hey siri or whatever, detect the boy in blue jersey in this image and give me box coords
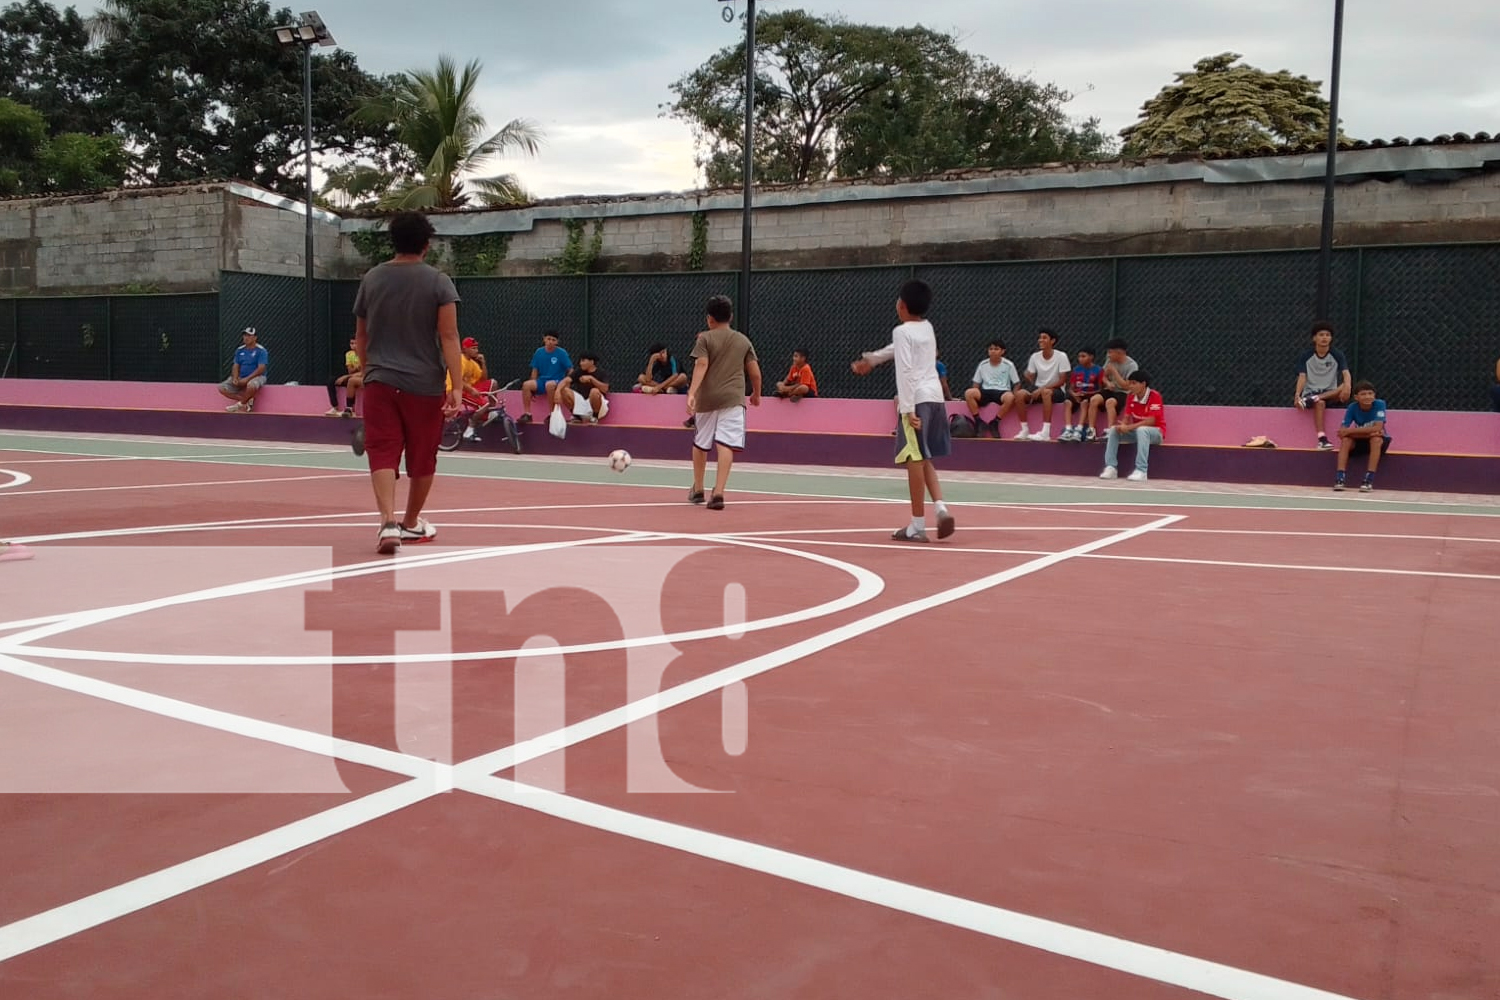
[1060,346,1104,441]
[1334,380,1390,493]
[519,331,573,423]
[218,327,269,412]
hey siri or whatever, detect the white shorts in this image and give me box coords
[693,405,746,452]
[571,391,609,421]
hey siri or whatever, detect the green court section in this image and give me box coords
[2,431,1498,519]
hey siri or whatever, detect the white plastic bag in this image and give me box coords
[548,403,568,439]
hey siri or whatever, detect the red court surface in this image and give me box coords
[1,445,1498,1000]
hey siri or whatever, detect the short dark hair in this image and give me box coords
[647,342,666,355]
[578,352,599,365]
[1038,328,1057,344]
[1131,370,1152,386]
[543,330,560,340]
[388,211,435,256]
[1077,346,1095,358]
[1353,379,1375,393]
[792,347,809,359]
[706,295,734,323]
[1311,321,1335,337]
[1105,338,1128,352]
[987,339,1006,351]
[899,279,932,318]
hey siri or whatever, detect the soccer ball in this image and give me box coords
[608,449,632,473]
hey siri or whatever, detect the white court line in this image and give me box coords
[0,653,438,780]
[457,514,1184,776]
[468,776,1365,1000]
[1082,552,1500,583]
[0,472,365,498]
[0,780,438,964]
[0,514,1179,973]
[0,450,322,465]
[1160,528,1500,544]
[0,469,33,491]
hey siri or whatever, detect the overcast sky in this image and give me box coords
[82,0,1500,198]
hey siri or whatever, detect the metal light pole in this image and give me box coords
[274,11,335,381]
[739,0,756,336]
[1315,0,1345,319]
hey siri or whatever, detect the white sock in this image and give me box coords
[910,515,925,534]
[935,501,949,516]
[1040,423,1051,436]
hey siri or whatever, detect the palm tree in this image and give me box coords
[358,56,543,209]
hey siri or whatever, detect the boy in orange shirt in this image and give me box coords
[773,348,818,400]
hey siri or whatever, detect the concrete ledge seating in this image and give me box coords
[2,379,1496,495]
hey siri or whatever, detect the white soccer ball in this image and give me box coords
[608,449,632,473]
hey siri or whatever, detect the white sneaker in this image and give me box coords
[1059,427,1075,442]
[226,402,244,412]
[1012,428,1032,441]
[376,523,401,554]
[1127,470,1148,482]
[398,517,437,543]
[1099,467,1118,479]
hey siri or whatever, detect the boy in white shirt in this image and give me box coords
[851,279,955,543]
[1014,329,1071,441]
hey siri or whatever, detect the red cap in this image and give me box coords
[461,337,478,349]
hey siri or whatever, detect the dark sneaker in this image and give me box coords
[1333,478,1346,492]
[706,495,725,510]
[518,413,533,424]
[688,490,706,505]
[936,510,955,539]
[985,417,1000,438]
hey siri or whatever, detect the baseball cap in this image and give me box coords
[461,337,478,349]
[241,327,256,337]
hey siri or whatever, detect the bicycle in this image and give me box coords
[439,378,523,454]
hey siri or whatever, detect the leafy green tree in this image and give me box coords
[1119,52,1334,157]
[665,10,1109,186]
[0,96,126,194]
[356,55,542,209]
[0,0,105,136]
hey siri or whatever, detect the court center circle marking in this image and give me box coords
[0,469,33,491]
[0,526,886,666]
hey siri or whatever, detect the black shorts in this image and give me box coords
[972,388,1011,407]
[1103,390,1129,409]
[1026,386,1066,404]
[1349,435,1392,455]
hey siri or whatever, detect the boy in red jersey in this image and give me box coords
[1098,370,1165,482]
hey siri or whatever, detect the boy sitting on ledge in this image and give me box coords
[1335,380,1391,493]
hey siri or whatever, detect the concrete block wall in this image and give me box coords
[224,197,347,278]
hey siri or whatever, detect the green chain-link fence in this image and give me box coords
[6,243,1498,410]
[0,293,218,382]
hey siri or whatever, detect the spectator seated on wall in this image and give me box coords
[635,343,689,394]
[219,327,268,413]
[560,353,610,423]
[326,335,362,416]
[1098,370,1166,483]
[1334,380,1391,493]
[772,348,818,400]
[1013,328,1071,441]
[1490,356,1500,413]
[1099,337,1139,430]
[1059,346,1105,442]
[1293,321,1352,450]
[960,340,1021,438]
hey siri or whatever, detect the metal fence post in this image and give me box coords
[104,296,114,380]
[1110,257,1120,336]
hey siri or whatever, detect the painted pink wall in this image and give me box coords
[2,380,1496,455]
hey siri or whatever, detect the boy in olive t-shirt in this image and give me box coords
[686,295,762,510]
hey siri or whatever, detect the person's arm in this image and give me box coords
[591,373,610,393]
[853,340,896,374]
[1493,357,1500,383]
[1294,372,1308,404]
[893,332,919,417]
[475,353,488,381]
[686,355,709,413]
[437,303,463,416]
[745,355,763,405]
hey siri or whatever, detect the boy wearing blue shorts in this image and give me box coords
[852,279,955,543]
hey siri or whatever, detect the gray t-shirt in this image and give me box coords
[1103,354,1138,390]
[352,261,461,396]
[1298,347,1349,394]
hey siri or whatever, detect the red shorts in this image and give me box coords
[361,381,445,478]
[462,379,495,409]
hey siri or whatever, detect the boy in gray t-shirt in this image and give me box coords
[352,211,464,554]
[1100,337,1139,429]
[1293,321,1352,450]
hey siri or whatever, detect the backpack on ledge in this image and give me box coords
[948,413,977,438]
